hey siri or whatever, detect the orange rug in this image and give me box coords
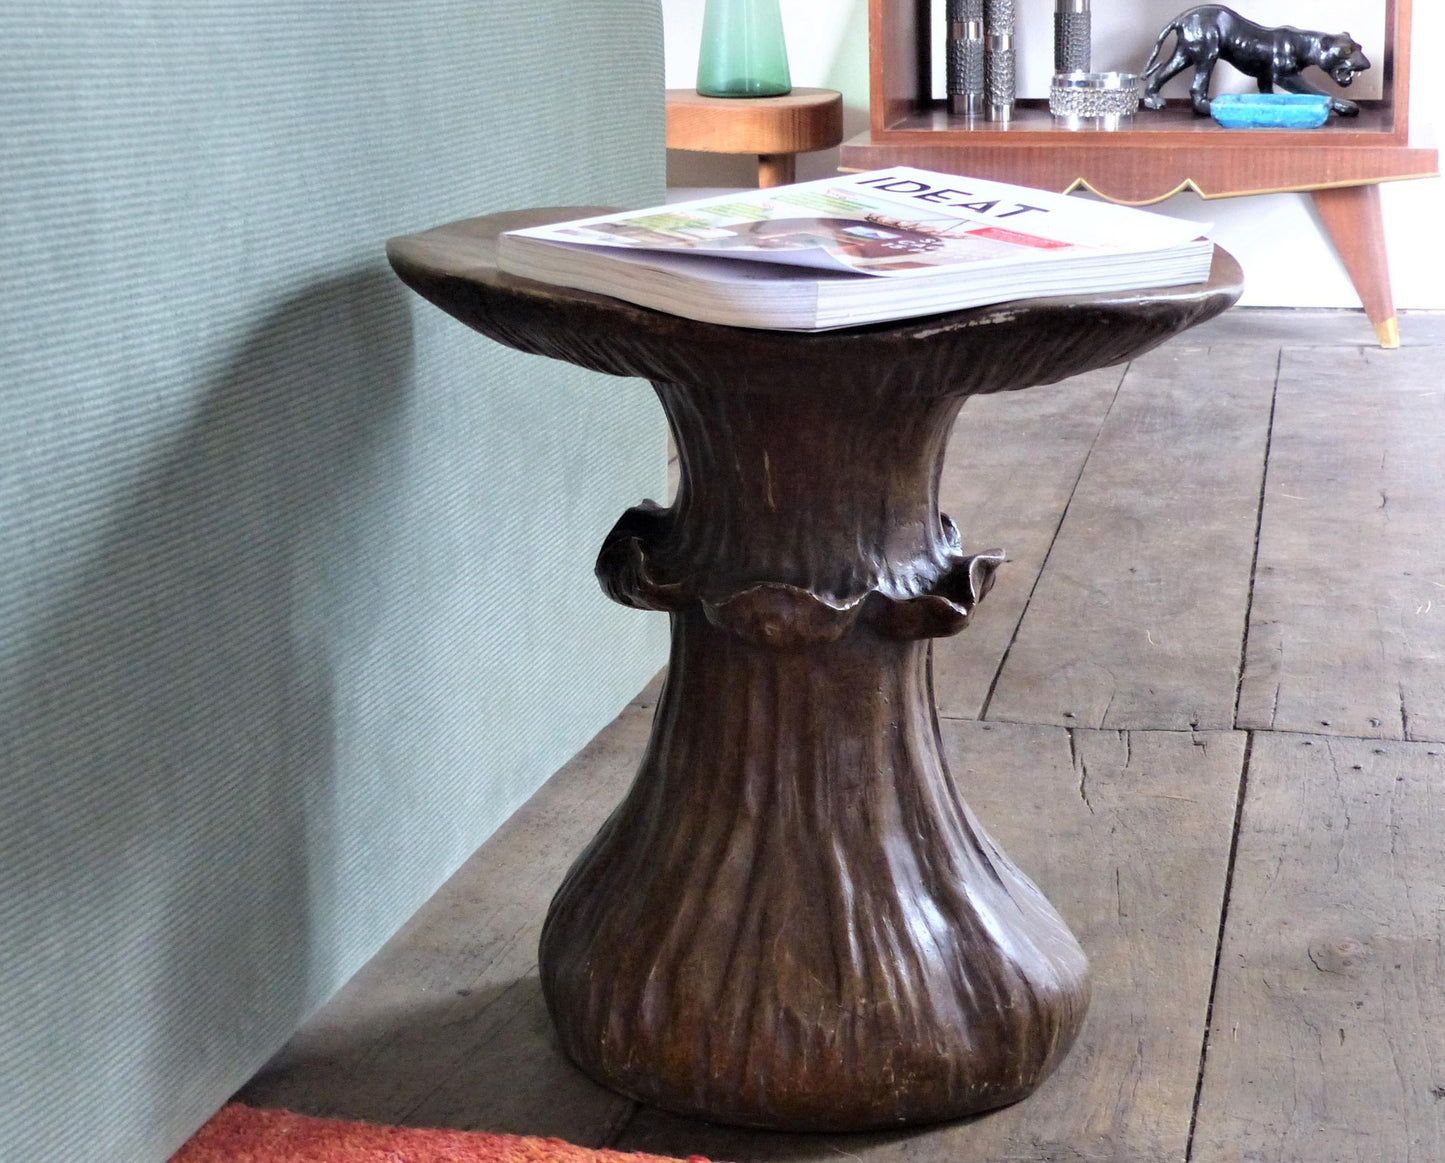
[172,1104,708,1163]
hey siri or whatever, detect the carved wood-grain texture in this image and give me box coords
[615,722,1248,1161]
[387,210,1242,1130]
[543,616,1086,1128]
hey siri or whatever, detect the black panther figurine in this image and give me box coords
[1141,5,1371,116]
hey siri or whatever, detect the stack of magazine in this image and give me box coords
[498,167,1215,332]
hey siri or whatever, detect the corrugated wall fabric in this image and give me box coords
[0,4,668,1160]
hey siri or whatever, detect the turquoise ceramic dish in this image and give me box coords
[1210,93,1331,129]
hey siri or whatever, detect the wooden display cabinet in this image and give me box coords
[840,0,1438,346]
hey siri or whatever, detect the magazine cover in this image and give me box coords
[505,168,1209,279]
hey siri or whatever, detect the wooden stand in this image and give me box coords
[388,209,1243,1131]
[666,88,844,188]
[841,0,1437,348]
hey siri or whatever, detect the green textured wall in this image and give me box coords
[0,3,667,1160]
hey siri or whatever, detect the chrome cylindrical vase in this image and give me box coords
[946,0,986,118]
[1049,71,1141,130]
[983,0,1015,123]
[1053,0,1091,74]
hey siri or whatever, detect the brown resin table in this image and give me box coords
[387,210,1243,1132]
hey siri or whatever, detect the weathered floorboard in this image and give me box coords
[1237,347,1445,741]
[1191,733,1445,1163]
[933,369,1124,720]
[1188,309,1445,349]
[984,343,1278,730]
[236,707,651,1142]
[1184,306,1445,346]
[615,721,1245,1162]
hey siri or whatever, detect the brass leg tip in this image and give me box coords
[1375,317,1400,349]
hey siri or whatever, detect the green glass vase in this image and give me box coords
[696,0,792,97]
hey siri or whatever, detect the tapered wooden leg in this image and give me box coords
[1312,184,1399,349]
[757,152,795,188]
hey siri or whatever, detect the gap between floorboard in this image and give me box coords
[976,368,1128,721]
[1183,729,1254,1161]
[1230,352,1283,730]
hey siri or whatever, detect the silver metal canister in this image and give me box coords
[1049,71,1141,130]
[946,0,986,118]
[1054,0,1092,75]
[983,0,1015,123]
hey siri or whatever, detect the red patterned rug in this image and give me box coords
[172,1104,707,1163]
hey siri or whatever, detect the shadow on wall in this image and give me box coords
[1,269,414,1156]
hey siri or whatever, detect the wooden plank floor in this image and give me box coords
[239,310,1445,1162]
[1236,347,1445,741]
[1191,734,1445,1163]
[979,341,1277,731]
[931,366,1124,720]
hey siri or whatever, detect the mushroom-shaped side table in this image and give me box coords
[387,210,1242,1132]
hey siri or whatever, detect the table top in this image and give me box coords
[665,87,845,155]
[387,208,1243,397]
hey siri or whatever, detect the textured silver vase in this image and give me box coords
[947,0,986,118]
[983,0,1015,123]
[1049,71,1142,130]
[1054,0,1091,74]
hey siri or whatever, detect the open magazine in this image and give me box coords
[498,168,1215,331]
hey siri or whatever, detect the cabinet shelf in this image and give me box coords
[887,98,1402,138]
[840,0,1436,342]
[845,99,1436,205]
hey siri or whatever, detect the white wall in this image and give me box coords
[663,0,1444,310]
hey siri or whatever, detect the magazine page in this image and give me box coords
[505,168,1210,279]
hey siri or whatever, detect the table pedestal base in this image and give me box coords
[541,612,1088,1129]
[540,375,1089,1130]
